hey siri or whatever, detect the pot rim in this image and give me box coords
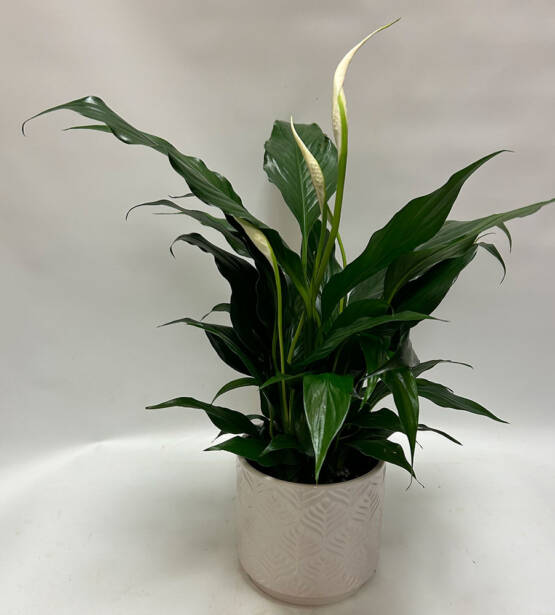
[237,455,385,490]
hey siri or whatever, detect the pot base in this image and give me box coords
[242,563,376,606]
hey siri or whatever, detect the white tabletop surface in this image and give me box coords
[1,427,552,615]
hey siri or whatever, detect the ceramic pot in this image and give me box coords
[235,456,386,606]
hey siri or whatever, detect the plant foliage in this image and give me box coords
[25,22,554,484]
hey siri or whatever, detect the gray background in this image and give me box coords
[1,1,554,613]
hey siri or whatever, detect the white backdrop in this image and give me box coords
[1,1,554,613]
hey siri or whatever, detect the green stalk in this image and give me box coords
[287,312,305,364]
[269,247,289,431]
[313,96,349,301]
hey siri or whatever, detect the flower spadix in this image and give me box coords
[332,19,400,147]
[289,117,326,212]
[235,218,273,264]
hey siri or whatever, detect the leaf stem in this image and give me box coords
[287,312,305,364]
[269,247,289,431]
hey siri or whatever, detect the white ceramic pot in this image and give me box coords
[236,456,386,606]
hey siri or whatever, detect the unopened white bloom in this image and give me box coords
[332,19,400,146]
[289,117,326,211]
[236,218,273,264]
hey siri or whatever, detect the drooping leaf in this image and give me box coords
[26,96,309,305]
[321,151,507,318]
[170,232,270,355]
[421,198,555,251]
[394,246,478,315]
[261,434,305,456]
[418,424,462,445]
[126,198,249,256]
[264,121,337,239]
[347,439,414,475]
[205,436,297,467]
[303,373,353,481]
[352,408,403,432]
[212,377,258,402]
[160,317,262,380]
[201,303,230,320]
[298,311,434,367]
[416,378,507,422]
[383,368,419,462]
[146,396,259,436]
[477,242,506,282]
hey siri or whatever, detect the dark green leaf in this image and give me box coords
[394,246,478,315]
[160,317,262,380]
[322,151,506,318]
[416,378,507,423]
[201,303,230,320]
[212,377,258,402]
[478,242,506,283]
[26,96,309,306]
[347,439,414,475]
[383,368,419,461]
[146,396,259,436]
[298,311,434,367]
[126,198,249,256]
[261,434,305,456]
[303,373,353,481]
[170,233,270,355]
[351,408,403,432]
[263,120,337,239]
[259,372,309,390]
[206,436,296,466]
[418,424,462,445]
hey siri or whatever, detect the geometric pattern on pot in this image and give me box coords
[236,457,386,604]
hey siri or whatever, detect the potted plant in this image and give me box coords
[24,20,553,606]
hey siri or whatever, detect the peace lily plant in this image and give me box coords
[25,21,554,486]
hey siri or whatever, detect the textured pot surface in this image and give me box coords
[235,456,386,606]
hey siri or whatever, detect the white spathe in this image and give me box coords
[289,117,326,210]
[332,19,400,147]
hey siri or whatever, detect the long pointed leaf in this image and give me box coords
[321,151,507,318]
[303,373,353,482]
[146,396,259,436]
[383,368,419,462]
[347,439,414,475]
[212,377,258,402]
[416,378,507,422]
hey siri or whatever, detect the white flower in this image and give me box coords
[332,19,400,147]
[235,219,273,264]
[289,117,326,211]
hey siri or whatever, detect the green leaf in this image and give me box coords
[347,439,414,475]
[303,373,353,481]
[146,396,259,436]
[161,317,262,380]
[394,246,478,315]
[212,377,258,402]
[169,233,270,356]
[206,436,296,467]
[383,368,419,461]
[201,303,230,320]
[261,434,305,456]
[418,424,462,445]
[421,198,555,251]
[352,408,403,432]
[263,120,337,239]
[126,198,249,256]
[26,96,309,307]
[478,242,506,282]
[298,311,433,366]
[321,151,507,318]
[259,372,309,390]
[416,378,507,423]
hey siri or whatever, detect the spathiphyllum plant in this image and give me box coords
[26,21,554,486]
